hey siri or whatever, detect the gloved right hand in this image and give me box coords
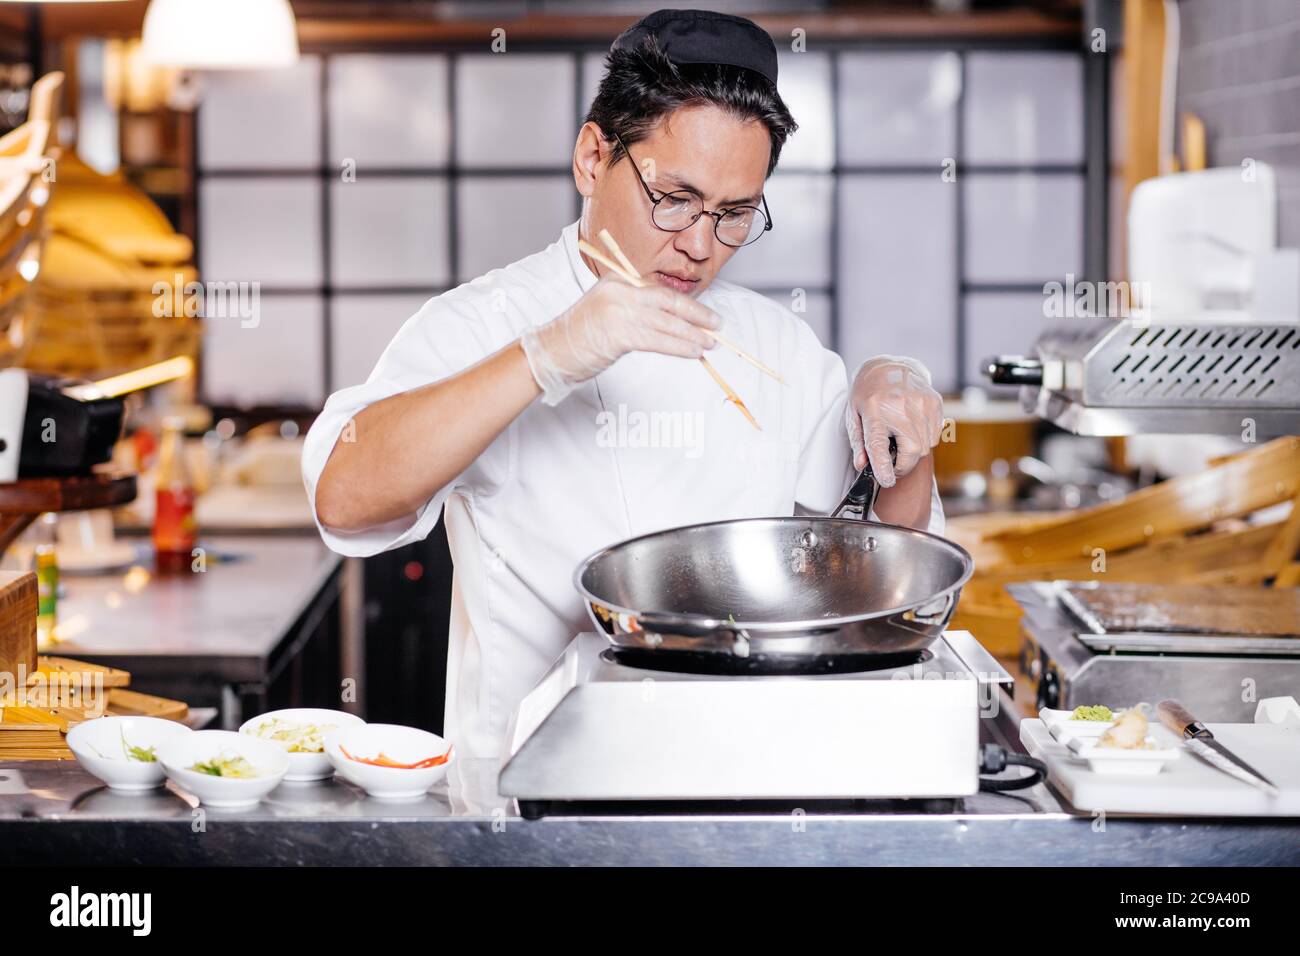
[520,275,721,405]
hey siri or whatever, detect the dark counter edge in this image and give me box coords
[2,814,1299,866]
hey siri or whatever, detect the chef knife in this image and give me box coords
[1156,698,1279,796]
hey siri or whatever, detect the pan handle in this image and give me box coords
[635,613,718,638]
[907,591,957,626]
[633,613,756,657]
[983,355,1043,387]
[832,436,898,520]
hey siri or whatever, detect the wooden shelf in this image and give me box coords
[0,472,136,553]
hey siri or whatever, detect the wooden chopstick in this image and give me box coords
[596,229,785,386]
[579,240,640,287]
[598,228,642,279]
[578,236,762,430]
[697,355,761,430]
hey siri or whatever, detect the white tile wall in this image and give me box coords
[330,177,452,287]
[838,52,961,165]
[202,294,324,407]
[965,52,1084,165]
[456,175,575,282]
[775,52,834,170]
[199,178,322,286]
[964,173,1084,283]
[455,55,577,168]
[327,55,451,168]
[720,173,832,289]
[838,175,959,392]
[199,58,322,170]
[193,48,1089,408]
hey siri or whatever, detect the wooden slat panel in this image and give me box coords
[0,571,36,679]
[985,437,1300,563]
[1122,0,1168,195]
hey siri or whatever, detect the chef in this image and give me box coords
[303,9,947,759]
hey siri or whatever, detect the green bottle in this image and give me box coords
[33,512,58,648]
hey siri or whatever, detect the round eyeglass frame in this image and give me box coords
[610,130,773,248]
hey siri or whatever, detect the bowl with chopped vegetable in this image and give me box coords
[1040,705,1119,742]
[67,716,193,791]
[324,723,454,800]
[158,730,288,808]
[239,708,364,783]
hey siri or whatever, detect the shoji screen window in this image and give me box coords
[326,54,452,391]
[838,51,961,392]
[198,57,325,408]
[962,52,1085,393]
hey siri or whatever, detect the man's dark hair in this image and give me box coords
[585,36,797,178]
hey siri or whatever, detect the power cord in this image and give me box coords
[978,742,1048,792]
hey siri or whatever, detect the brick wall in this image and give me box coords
[1176,0,1300,247]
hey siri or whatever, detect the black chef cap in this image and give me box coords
[611,9,779,87]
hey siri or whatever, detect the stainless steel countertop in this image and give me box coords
[48,535,341,666]
[2,757,1297,866]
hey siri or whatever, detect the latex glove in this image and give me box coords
[845,356,944,488]
[520,275,720,405]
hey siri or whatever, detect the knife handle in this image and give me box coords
[1157,699,1210,739]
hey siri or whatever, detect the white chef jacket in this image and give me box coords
[302,221,944,759]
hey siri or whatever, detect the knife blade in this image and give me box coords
[1156,699,1279,796]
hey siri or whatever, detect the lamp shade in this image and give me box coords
[141,0,299,70]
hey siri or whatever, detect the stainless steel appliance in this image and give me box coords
[1011,581,1300,722]
[573,444,974,666]
[499,630,1012,818]
[986,318,1300,437]
[576,516,973,664]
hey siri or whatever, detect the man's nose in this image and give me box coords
[674,214,715,262]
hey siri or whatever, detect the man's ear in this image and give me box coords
[572,122,607,198]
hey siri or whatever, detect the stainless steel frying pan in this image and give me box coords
[574,451,975,665]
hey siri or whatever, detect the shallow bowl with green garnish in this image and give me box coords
[158,730,288,809]
[67,716,193,791]
[1040,706,1121,743]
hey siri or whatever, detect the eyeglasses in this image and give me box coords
[610,130,773,248]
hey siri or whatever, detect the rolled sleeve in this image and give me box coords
[300,296,501,558]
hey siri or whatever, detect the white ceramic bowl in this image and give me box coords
[66,717,194,791]
[158,730,288,808]
[1066,735,1181,776]
[325,724,454,801]
[1041,707,1119,742]
[239,708,364,782]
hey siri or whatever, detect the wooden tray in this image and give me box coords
[105,688,188,722]
[0,654,189,760]
[33,656,131,689]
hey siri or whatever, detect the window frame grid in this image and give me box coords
[192,36,1092,409]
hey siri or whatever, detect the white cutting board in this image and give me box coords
[1021,718,1300,817]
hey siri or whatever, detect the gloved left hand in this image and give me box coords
[845,356,944,489]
